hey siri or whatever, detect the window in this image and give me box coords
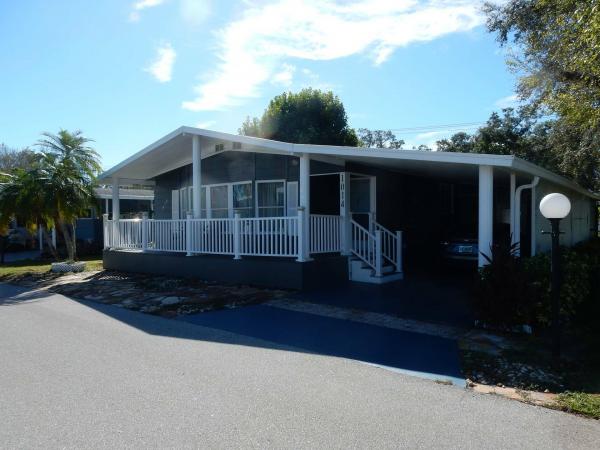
[179,187,190,218]
[233,142,242,150]
[210,185,229,218]
[215,143,224,152]
[232,182,253,217]
[256,180,285,217]
[286,181,298,216]
[201,186,207,218]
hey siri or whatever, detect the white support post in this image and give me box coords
[339,172,351,255]
[112,177,120,246]
[102,214,108,249]
[233,212,241,260]
[509,172,516,246]
[104,198,109,215]
[374,230,383,277]
[296,207,306,262]
[395,230,403,274]
[186,213,192,256]
[299,153,311,261]
[531,181,537,256]
[142,213,148,252]
[38,225,43,254]
[192,135,202,218]
[367,212,374,235]
[369,175,377,222]
[478,165,494,267]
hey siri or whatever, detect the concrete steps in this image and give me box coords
[348,257,404,284]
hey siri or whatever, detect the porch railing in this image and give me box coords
[310,214,342,254]
[105,214,303,259]
[104,213,401,272]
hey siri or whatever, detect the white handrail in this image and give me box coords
[373,220,403,273]
[350,219,378,273]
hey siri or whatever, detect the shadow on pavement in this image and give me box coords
[1,282,464,384]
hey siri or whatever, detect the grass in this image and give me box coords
[556,392,600,419]
[0,255,103,279]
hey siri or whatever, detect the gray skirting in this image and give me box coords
[102,250,348,290]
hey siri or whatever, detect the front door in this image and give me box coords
[350,175,374,230]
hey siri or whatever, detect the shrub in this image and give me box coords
[473,238,600,331]
[472,241,538,328]
[523,238,600,329]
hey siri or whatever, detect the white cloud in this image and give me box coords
[415,130,449,140]
[180,0,212,25]
[494,94,519,109]
[129,0,166,21]
[145,43,176,82]
[195,120,216,128]
[271,63,296,87]
[182,0,483,111]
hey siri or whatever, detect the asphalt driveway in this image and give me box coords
[2,283,599,449]
[178,304,464,385]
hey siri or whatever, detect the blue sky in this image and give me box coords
[0,0,518,170]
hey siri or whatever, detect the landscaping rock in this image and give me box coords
[160,296,182,306]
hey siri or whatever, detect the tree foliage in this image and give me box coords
[0,144,37,173]
[356,129,404,149]
[437,109,600,191]
[0,130,101,261]
[484,0,600,128]
[239,88,358,146]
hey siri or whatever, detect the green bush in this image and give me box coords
[473,238,600,331]
[473,241,537,328]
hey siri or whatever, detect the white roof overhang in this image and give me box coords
[99,126,599,200]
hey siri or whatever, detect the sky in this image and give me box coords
[0,0,519,170]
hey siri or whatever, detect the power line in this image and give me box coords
[358,121,486,133]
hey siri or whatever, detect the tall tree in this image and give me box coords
[437,109,599,191]
[484,0,600,128]
[239,88,359,146]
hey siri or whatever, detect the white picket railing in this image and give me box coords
[105,215,302,259]
[148,219,187,252]
[114,219,143,249]
[189,218,234,255]
[239,216,299,257]
[310,214,342,254]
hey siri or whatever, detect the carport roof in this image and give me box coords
[99,126,599,199]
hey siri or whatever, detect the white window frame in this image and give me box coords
[207,183,230,219]
[231,181,253,218]
[201,180,253,219]
[255,179,286,218]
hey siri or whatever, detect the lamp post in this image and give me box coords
[539,193,571,361]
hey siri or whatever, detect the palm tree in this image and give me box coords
[35,130,101,261]
[0,129,100,262]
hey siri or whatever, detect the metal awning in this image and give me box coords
[98,126,599,199]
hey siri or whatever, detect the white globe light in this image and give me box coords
[539,193,571,219]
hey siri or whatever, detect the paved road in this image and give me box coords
[1,284,599,449]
